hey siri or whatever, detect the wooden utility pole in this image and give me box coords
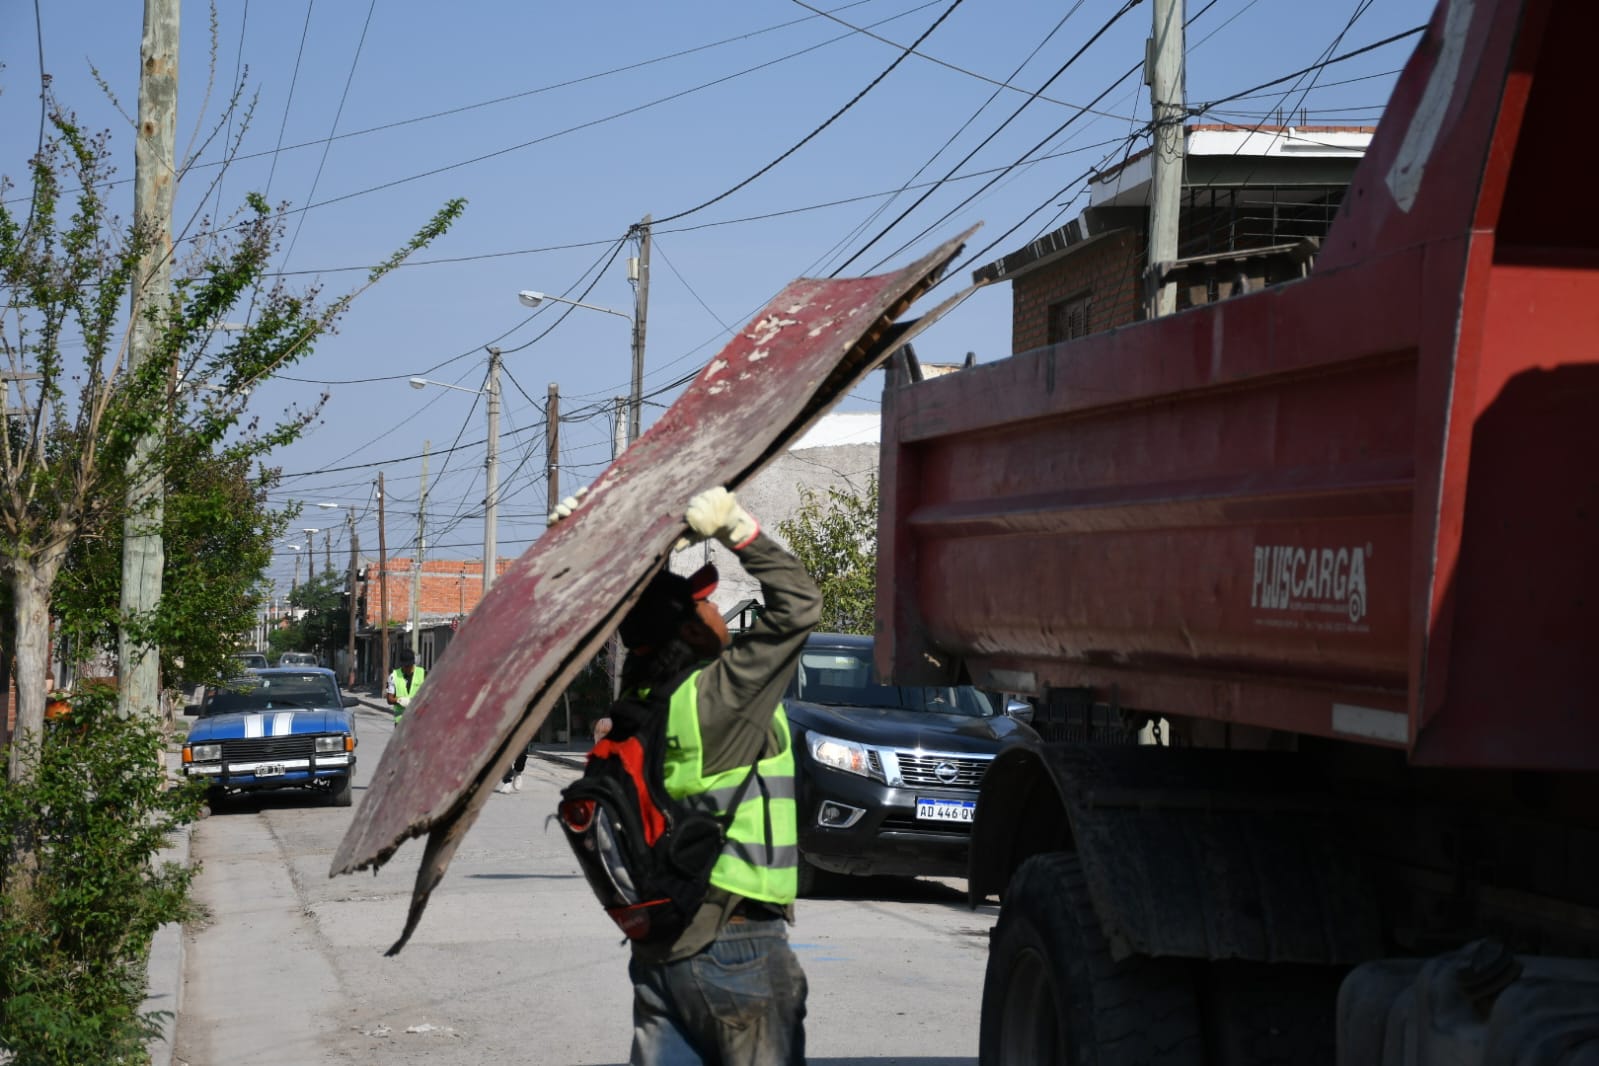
[1146,0,1186,319]
[345,512,359,687]
[628,215,651,444]
[410,442,429,658]
[482,348,502,595]
[608,394,629,698]
[377,473,390,690]
[118,0,180,720]
[545,385,560,518]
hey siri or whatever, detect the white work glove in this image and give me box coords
[547,486,589,525]
[684,487,759,550]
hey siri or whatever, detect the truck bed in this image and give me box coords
[876,0,1598,771]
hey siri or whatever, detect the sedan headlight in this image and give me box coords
[315,734,353,753]
[187,743,220,762]
[806,731,874,778]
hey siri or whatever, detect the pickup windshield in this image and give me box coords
[205,675,340,715]
[787,647,994,717]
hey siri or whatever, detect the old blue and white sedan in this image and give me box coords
[183,667,360,806]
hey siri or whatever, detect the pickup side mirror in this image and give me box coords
[1004,698,1034,725]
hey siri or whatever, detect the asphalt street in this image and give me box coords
[173,699,998,1065]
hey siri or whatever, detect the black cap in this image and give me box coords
[398,647,416,666]
[619,564,718,650]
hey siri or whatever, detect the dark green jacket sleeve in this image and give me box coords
[692,531,821,776]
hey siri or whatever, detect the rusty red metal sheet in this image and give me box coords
[878,0,1599,770]
[330,228,973,952]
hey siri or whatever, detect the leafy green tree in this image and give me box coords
[776,476,879,635]
[266,572,347,664]
[0,101,462,781]
[52,447,294,688]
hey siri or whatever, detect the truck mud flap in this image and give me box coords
[330,227,975,954]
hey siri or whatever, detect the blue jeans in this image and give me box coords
[628,919,807,1066]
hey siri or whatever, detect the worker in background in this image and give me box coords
[385,647,425,724]
[560,484,820,1065]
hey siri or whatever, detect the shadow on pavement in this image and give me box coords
[805,871,972,907]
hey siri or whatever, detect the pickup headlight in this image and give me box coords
[187,743,220,762]
[315,734,353,753]
[806,731,873,778]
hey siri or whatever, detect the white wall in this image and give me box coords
[671,412,879,616]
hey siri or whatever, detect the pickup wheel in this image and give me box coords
[329,773,353,807]
[978,852,1203,1066]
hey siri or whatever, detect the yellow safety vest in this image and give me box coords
[660,670,798,905]
[390,666,424,716]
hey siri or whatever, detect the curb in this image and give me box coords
[142,819,191,1066]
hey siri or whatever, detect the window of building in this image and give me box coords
[1048,291,1093,343]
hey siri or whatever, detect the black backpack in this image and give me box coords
[556,676,760,944]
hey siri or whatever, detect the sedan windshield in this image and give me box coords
[205,674,340,715]
[787,647,993,717]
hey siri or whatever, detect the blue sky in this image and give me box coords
[2,0,1436,598]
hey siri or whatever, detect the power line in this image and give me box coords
[803,0,1093,278]
[279,0,378,271]
[787,0,1139,121]
[1191,24,1425,114]
[653,0,969,226]
[264,0,316,202]
[833,0,1143,276]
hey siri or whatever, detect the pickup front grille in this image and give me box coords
[220,736,317,761]
[894,752,992,789]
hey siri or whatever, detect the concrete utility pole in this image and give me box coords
[1146,0,1186,319]
[628,215,651,444]
[345,512,359,687]
[377,473,390,690]
[545,385,559,518]
[410,442,429,658]
[119,0,179,721]
[482,347,502,595]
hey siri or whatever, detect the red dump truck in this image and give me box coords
[875,0,1597,1062]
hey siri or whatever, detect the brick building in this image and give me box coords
[350,556,513,683]
[975,125,1373,351]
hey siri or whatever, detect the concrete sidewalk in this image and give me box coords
[141,686,591,1063]
[142,754,191,1066]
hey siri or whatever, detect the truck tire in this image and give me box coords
[978,852,1203,1066]
[329,773,353,808]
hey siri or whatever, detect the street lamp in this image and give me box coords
[409,352,502,594]
[516,289,642,444]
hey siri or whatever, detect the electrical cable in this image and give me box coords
[279,0,378,271]
[787,0,1138,120]
[1191,24,1424,114]
[803,0,1092,279]
[264,0,316,201]
[652,0,969,226]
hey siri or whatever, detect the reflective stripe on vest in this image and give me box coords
[661,669,798,906]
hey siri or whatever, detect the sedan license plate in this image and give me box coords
[915,798,975,823]
[253,763,286,778]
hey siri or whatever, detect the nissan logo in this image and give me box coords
[934,761,959,784]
